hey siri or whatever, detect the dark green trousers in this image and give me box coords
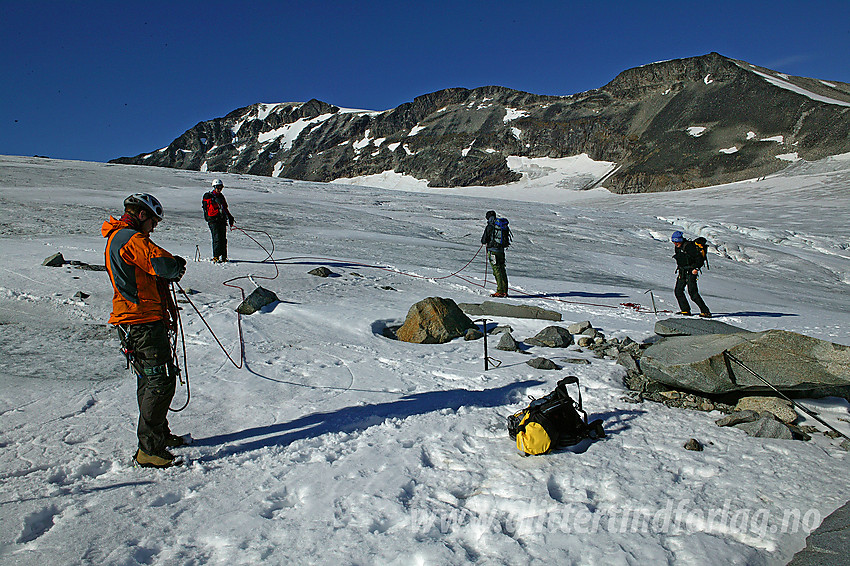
[117,321,176,455]
[488,250,508,294]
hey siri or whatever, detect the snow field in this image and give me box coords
[0,155,849,565]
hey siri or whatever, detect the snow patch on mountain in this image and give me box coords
[745,67,850,107]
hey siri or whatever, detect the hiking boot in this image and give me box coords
[699,312,712,318]
[164,433,185,448]
[134,448,179,468]
[211,256,220,263]
[491,292,508,298]
[678,311,692,316]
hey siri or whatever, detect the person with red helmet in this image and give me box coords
[103,193,188,468]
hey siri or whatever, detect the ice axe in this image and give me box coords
[475,318,501,371]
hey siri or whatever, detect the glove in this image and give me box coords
[171,256,187,282]
[229,217,235,228]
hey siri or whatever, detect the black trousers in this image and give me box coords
[117,321,176,455]
[675,271,710,314]
[208,220,227,259]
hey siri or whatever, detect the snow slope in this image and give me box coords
[0,154,849,565]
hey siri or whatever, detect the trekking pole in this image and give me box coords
[475,318,501,371]
[644,289,658,315]
[723,351,849,441]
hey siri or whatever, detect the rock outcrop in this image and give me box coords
[653,317,750,337]
[640,329,850,397]
[458,301,562,321]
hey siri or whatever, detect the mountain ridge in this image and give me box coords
[111,52,850,193]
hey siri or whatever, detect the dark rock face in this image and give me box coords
[111,53,850,193]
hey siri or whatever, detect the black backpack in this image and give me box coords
[490,217,511,249]
[507,376,605,455]
[693,236,710,270]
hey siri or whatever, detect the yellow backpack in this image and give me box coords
[507,377,605,455]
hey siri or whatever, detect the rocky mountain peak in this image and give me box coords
[111,53,850,193]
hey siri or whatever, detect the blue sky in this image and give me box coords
[2,0,849,163]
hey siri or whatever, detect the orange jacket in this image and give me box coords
[102,216,183,325]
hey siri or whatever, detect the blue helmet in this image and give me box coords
[671,231,684,243]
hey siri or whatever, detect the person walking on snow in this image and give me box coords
[481,210,510,297]
[671,230,711,318]
[103,193,188,468]
[202,179,235,262]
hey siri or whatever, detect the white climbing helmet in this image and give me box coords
[212,179,224,188]
[124,193,164,220]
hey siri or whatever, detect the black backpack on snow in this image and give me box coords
[507,376,605,455]
[490,217,512,249]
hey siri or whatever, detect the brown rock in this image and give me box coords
[734,396,797,424]
[396,297,475,344]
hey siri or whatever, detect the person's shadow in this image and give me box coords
[193,380,545,462]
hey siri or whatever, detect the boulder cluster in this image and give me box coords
[392,299,849,446]
[619,318,850,444]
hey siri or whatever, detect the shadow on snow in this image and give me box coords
[193,380,544,462]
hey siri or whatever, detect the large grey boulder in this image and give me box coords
[654,317,750,337]
[641,329,850,396]
[458,301,561,321]
[525,326,574,348]
[495,332,520,352]
[236,286,280,315]
[396,297,475,344]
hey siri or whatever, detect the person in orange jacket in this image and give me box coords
[103,193,187,468]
